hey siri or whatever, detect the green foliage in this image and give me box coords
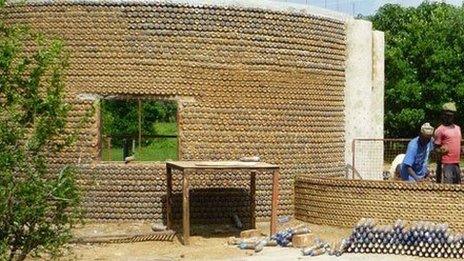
[101,99,177,152]
[101,122,178,162]
[102,137,178,162]
[0,3,82,260]
[101,99,177,139]
[368,2,464,137]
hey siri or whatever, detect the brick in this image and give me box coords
[292,233,315,248]
[240,229,261,239]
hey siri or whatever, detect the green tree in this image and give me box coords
[101,99,177,140]
[368,2,464,137]
[0,1,83,260]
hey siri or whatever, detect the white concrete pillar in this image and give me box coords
[344,19,385,180]
[372,31,385,139]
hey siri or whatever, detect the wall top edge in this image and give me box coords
[6,0,353,23]
[296,176,463,191]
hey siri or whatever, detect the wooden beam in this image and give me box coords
[270,168,280,236]
[166,165,173,229]
[182,169,190,245]
[250,170,256,229]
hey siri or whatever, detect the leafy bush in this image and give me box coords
[368,2,464,138]
[0,1,83,260]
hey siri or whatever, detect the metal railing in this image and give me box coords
[352,138,464,181]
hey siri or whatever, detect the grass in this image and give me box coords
[102,122,178,162]
[154,122,177,135]
[102,138,178,162]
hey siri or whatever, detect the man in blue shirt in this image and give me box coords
[400,123,435,182]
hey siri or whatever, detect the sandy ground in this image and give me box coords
[54,220,433,261]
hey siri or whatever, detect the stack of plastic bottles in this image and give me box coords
[342,218,464,258]
[272,226,311,247]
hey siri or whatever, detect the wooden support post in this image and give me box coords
[107,137,112,161]
[166,166,173,229]
[182,169,190,245]
[270,168,280,236]
[250,170,256,229]
[176,101,181,160]
[96,101,102,160]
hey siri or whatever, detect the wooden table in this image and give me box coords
[165,161,280,245]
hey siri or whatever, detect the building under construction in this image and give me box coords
[4,0,389,227]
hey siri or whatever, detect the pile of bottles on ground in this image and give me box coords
[232,218,464,258]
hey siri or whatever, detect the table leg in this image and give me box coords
[166,166,173,229]
[270,168,280,236]
[182,170,190,245]
[250,170,256,229]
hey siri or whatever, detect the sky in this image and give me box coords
[274,0,463,15]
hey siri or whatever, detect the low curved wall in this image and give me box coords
[295,176,464,232]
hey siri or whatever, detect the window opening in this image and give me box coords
[100,98,178,162]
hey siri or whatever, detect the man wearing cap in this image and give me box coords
[434,102,462,184]
[400,123,435,182]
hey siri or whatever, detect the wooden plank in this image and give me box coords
[70,230,176,244]
[182,169,190,245]
[166,165,173,229]
[165,162,185,171]
[250,170,256,229]
[96,101,103,159]
[166,161,278,170]
[270,168,280,235]
[194,161,258,167]
[107,137,112,160]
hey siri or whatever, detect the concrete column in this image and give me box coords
[344,19,384,180]
[372,31,385,139]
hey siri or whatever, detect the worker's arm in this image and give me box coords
[402,139,423,182]
[406,165,421,182]
[433,145,448,156]
[432,142,443,183]
[424,170,431,180]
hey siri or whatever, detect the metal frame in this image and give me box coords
[351,138,410,179]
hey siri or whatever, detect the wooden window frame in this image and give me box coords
[97,95,181,163]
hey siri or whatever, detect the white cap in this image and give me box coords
[420,122,434,136]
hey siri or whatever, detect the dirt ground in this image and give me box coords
[56,220,430,261]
